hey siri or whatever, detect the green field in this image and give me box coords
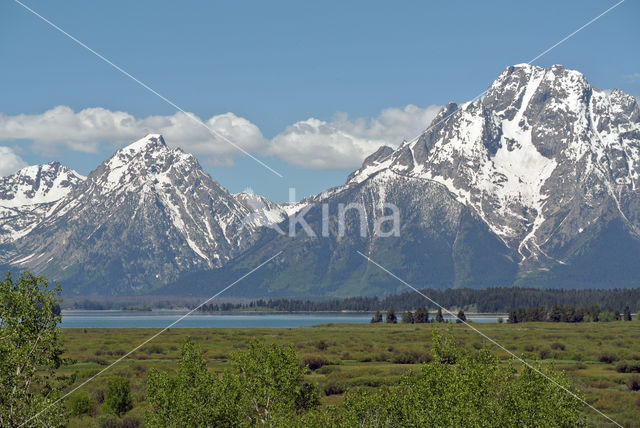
[60,322,640,427]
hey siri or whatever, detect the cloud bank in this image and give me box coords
[0,104,441,173]
[0,147,28,177]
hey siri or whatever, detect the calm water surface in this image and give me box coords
[61,310,499,328]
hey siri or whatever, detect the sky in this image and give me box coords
[1,0,639,202]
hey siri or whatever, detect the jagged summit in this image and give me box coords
[0,162,84,244]
[123,133,166,152]
[3,134,273,294]
[365,63,640,266]
[0,161,84,207]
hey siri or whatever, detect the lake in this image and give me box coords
[61,310,500,328]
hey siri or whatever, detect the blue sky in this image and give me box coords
[1,0,639,201]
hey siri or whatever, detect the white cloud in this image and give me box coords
[625,73,640,82]
[0,107,266,166]
[0,104,442,170]
[267,104,442,169]
[0,146,28,177]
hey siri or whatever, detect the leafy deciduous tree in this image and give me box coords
[0,271,66,427]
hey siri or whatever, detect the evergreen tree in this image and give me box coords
[548,305,564,322]
[402,310,414,324]
[436,308,444,323]
[456,310,466,323]
[623,306,632,321]
[386,308,397,324]
[415,307,429,323]
[564,306,576,323]
[508,309,518,324]
[370,310,383,323]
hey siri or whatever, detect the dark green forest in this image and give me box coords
[194,287,640,313]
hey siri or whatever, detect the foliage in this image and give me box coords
[302,355,329,370]
[385,308,397,324]
[598,352,619,364]
[626,375,640,391]
[0,271,66,427]
[456,310,466,323]
[146,338,319,427]
[67,391,93,417]
[196,287,640,313]
[414,307,429,323]
[146,338,240,427]
[436,308,444,323]
[331,330,586,427]
[104,376,132,416]
[401,310,414,323]
[370,310,382,323]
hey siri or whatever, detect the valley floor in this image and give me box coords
[60,322,640,427]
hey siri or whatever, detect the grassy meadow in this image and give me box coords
[59,321,640,427]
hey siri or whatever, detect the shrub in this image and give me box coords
[323,381,345,396]
[598,352,619,364]
[302,355,329,370]
[392,351,432,364]
[616,361,640,373]
[93,389,105,404]
[67,391,92,416]
[523,344,535,352]
[145,345,165,354]
[373,352,390,362]
[118,416,142,428]
[316,366,333,375]
[86,356,109,365]
[315,340,328,351]
[550,342,566,351]
[97,415,141,428]
[296,382,321,411]
[104,376,133,416]
[626,375,640,391]
[538,348,551,360]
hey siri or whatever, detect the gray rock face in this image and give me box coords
[381,64,640,279]
[0,162,84,245]
[4,134,265,294]
[177,64,640,296]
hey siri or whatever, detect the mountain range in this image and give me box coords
[2,64,640,297]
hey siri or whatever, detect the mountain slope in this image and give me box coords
[6,134,266,294]
[4,64,640,296]
[0,162,84,244]
[382,64,640,284]
[167,64,640,296]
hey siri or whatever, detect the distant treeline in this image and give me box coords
[508,304,634,323]
[197,287,640,313]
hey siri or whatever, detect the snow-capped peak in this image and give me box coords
[0,161,85,208]
[345,64,640,265]
[98,134,191,190]
[123,133,166,153]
